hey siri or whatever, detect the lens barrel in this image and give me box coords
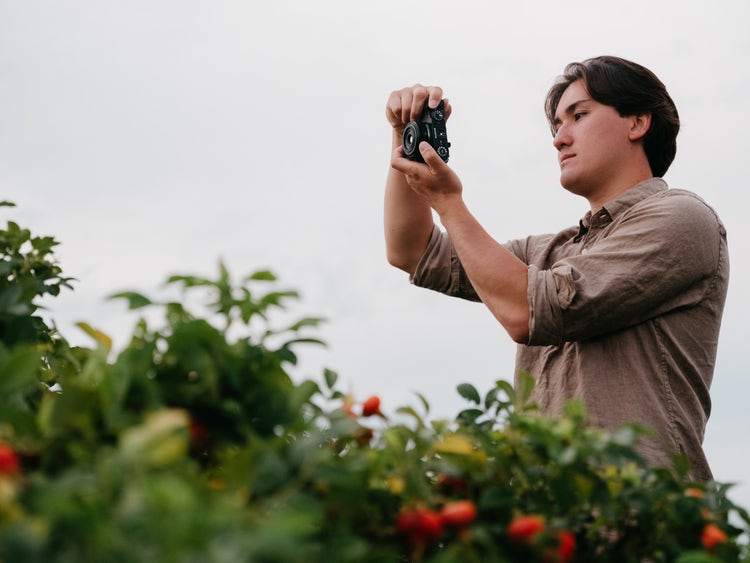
[402,121,421,160]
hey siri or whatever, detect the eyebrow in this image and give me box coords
[553,98,593,127]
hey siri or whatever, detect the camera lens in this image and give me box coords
[402,121,421,159]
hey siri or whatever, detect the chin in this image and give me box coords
[559,173,578,192]
[559,176,590,199]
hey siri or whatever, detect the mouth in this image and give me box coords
[559,153,575,166]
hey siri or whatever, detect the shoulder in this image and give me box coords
[608,186,727,267]
[628,187,726,235]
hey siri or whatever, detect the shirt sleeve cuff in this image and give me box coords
[410,224,455,293]
[527,263,577,345]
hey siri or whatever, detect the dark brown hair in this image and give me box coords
[544,56,680,177]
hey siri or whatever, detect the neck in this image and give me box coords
[587,166,653,212]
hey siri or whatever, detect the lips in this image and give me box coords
[559,153,575,165]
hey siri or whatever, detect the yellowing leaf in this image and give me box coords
[387,475,405,494]
[76,322,113,352]
[434,434,474,456]
[120,409,189,467]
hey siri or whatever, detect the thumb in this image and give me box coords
[419,141,445,173]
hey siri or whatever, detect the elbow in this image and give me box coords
[504,311,530,344]
[485,295,530,344]
[509,326,530,345]
[386,249,418,276]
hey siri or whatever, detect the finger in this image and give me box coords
[385,91,403,126]
[387,88,413,126]
[419,142,445,174]
[427,87,444,110]
[400,89,414,124]
[410,84,430,121]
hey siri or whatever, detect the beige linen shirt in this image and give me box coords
[411,178,729,480]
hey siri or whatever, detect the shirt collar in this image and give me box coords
[580,177,668,230]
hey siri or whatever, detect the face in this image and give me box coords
[552,80,638,199]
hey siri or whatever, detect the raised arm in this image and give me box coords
[389,127,531,344]
[384,85,448,275]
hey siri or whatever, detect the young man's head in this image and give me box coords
[545,56,680,179]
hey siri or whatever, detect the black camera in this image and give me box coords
[402,100,450,163]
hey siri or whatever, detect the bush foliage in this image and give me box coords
[1,203,749,562]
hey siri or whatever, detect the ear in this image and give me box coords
[628,113,652,141]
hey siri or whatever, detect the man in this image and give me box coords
[384,56,728,480]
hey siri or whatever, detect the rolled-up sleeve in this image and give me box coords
[527,264,576,345]
[411,225,481,302]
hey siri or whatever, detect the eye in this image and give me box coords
[573,112,586,121]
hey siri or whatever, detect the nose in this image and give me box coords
[553,124,571,151]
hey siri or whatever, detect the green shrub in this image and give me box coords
[1,204,748,562]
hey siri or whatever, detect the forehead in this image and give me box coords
[555,80,592,118]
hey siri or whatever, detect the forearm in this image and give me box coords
[437,197,530,343]
[384,130,435,274]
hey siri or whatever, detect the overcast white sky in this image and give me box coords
[2,1,749,507]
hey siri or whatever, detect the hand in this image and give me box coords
[390,141,463,215]
[385,84,452,135]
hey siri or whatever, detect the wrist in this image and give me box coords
[433,193,466,221]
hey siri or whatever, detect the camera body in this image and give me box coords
[402,100,450,163]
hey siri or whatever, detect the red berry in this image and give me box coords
[556,530,576,562]
[684,487,704,499]
[440,500,477,528]
[507,514,545,544]
[415,509,443,542]
[0,443,19,475]
[361,395,382,417]
[701,523,728,553]
[396,508,420,535]
[396,507,443,545]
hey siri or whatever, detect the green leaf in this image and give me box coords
[109,291,153,310]
[675,551,721,563]
[259,290,300,310]
[494,380,516,403]
[414,392,430,415]
[323,368,338,390]
[280,338,327,348]
[166,274,213,288]
[30,236,59,256]
[396,406,423,425]
[514,371,536,406]
[288,379,320,413]
[283,317,326,332]
[0,345,39,394]
[76,322,113,352]
[246,270,277,281]
[456,408,484,424]
[483,386,499,409]
[456,383,481,404]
